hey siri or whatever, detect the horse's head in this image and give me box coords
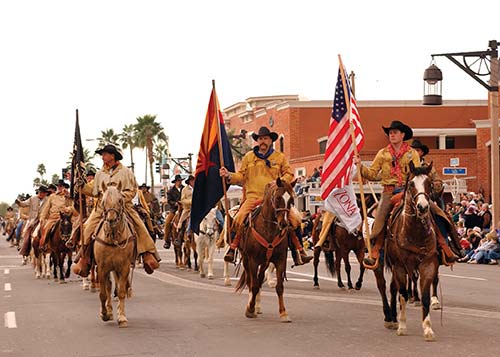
[101,186,124,234]
[263,178,296,231]
[407,161,433,218]
[200,208,218,238]
[59,210,73,240]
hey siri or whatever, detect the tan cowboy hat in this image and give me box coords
[251,126,279,142]
[382,120,413,141]
[95,144,123,161]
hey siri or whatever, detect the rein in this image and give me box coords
[94,204,135,249]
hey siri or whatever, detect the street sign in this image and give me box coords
[443,167,467,175]
[450,158,459,167]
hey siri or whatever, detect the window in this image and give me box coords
[319,139,327,154]
[279,136,284,152]
[446,137,455,149]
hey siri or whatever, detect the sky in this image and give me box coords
[0,0,498,203]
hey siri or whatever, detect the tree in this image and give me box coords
[0,202,10,216]
[134,115,167,194]
[227,128,251,162]
[119,124,137,173]
[33,163,49,188]
[37,163,46,180]
[97,128,120,148]
[66,148,97,174]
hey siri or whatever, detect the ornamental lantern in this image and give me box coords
[423,62,443,105]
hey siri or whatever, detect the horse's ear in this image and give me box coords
[276,177,283,187]
[409,160,415,173]
[290,178,297,188]
[427,161,434,174]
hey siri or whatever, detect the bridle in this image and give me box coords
[59,215,73,242]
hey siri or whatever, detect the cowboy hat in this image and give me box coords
[251,126,279,142]
[38,185,49,193]
[57,179,69,188]
[410,139,429,156]
[171,174,183,183]
[185,175,195,184]
[139,183,150,189]
[86,169,96,177]
[95,144,123,161]
[382,120,413,141]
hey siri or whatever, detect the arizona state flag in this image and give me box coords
[191,87,235,234]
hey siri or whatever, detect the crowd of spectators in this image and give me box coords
[446,192,500,265]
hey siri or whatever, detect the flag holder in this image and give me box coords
[338,55,372,257]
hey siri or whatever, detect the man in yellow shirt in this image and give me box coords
[220,126,312,265]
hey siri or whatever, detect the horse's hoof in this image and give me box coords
[431,296,441,310]
[414,301,422,307]
[424,331,436,342]
[280,314,292,323]
[396,327,407,336]
[200,273,206,278]
[355,283,362,290]
[118,319,128,328]
[208,275,214,280]
[255,306,262,314]
[245,310,257,318]
[59,280,67,284]
[384,321,398,330]
[313,285,320,290]
[127,288,133,298]
[100,313,113,322]
[224,280,231,287]
[83,284,90,290]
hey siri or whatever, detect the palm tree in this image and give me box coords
[119,124,137,173]
[37,163,46,180]
[33,163,49,188]
[97,128,120,147]
[134,115,167,194]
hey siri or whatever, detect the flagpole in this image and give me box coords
[337,55,372,257]
[76,109,85,248]
[212,80,231,241]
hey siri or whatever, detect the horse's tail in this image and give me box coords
[235,270,247,293]
[324,250,335,277]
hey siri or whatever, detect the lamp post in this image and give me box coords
[423,40,499,226]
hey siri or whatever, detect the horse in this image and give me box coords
[194,207,219,279]
[407,270,441,310]
[31,226,51,279]
[235,178,296,322]
[373,162,439,341]
[170,210,185,269]
[310,212,366,290]
[47,211,74,283]
[93,186,135,328]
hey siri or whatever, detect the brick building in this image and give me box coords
[223,96,498,202]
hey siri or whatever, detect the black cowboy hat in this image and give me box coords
[86,169,96,177]
[38,185,49,193]
[171,174,183,183]
[251,126,279,142]
[382,120,413,141]
[57,179,70,189]
[95,144,123,161]
[410,139,429,156]
[185,175,195,184]
[139,183,150,189]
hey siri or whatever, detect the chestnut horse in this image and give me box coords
[93,186,135,328]
[311,212,366,290]
[235,178,295,322]
[373,162,439,341]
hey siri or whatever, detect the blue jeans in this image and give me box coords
[486,250,500,260]
[472,250,487,263]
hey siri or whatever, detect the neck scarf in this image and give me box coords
[253,146,274,167]
[387,142,410,185]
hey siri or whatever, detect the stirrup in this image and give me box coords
[224,248,235,263]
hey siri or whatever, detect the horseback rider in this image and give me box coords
[17,186,49,263]
[134,184,156,239]
[353,120,461,269]
[219,126,312,265]
[163,174,184,249]
[72,144,161,277]
[177,175,194,236]
[39,180,77,250]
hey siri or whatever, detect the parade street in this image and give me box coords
[1,234,499,357]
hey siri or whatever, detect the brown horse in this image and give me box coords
[93,186,135,328]
[47,211,74,283]
[373,162,439,341]
[311,212,366,290]
[235,178,295,322]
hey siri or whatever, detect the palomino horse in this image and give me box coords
[311,212,366,290]
[235,178,295,322]
[373,162,439,341]
[47,211,74,283]
[93,186,135,328]
[194,207,219,279]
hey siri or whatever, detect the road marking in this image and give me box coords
[4,269,9,275]
[4,283,12,291]
[440,273,486,281]
[287,271,338,282]
[4,312,17,328]
[140,270,500,320]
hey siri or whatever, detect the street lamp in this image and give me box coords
[423,40,499,225]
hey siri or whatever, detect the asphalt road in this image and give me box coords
[1,233,499,357]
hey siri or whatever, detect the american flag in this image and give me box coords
[320,68,364,200]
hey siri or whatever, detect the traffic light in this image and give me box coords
[160,189,165,196]
[155,162,160,173]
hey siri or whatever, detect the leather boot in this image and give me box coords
[72,245,91,277]
[143,252,160,274]
[436,230,458,265]
[363,234,384,270]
